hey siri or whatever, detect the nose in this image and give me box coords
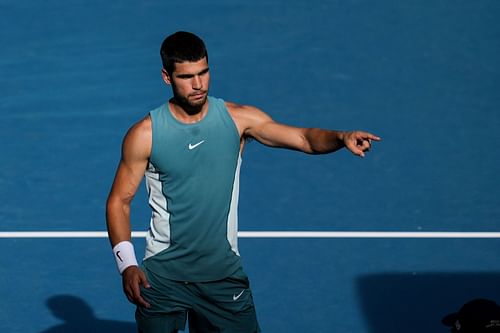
[192,75,202,90]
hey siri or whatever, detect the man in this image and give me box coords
[106,31,380,333]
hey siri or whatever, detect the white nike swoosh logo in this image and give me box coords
[188,140,205,150]
[233,289,245,301]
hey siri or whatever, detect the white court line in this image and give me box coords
[0,231,500,238]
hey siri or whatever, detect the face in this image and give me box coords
[162,57,210,110]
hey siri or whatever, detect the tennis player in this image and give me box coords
[106,31,380,333]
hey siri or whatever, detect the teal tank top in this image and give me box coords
[142,96,243,282]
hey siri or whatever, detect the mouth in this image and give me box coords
[190,92,207,99]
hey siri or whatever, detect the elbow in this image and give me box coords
[106,195,119,215]
[106,194,131,222]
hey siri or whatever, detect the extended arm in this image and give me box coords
[228,103,380,157]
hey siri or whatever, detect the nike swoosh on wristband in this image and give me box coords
[188,140,205,150]
[116,251,123,262]
[233,289,245,301]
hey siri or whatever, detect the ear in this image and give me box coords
[161,69,172,85]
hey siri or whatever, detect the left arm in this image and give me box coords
[227,103,381,157]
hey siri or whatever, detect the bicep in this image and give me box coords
[108,121,151,204]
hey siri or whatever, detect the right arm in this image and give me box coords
[106,116,152,307]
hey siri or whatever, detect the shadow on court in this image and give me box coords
[357,272,500,333]
[40,295,136,333]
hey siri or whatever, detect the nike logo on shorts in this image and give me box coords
[233,289,245,301]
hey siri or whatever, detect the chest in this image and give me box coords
[151,118,240,181]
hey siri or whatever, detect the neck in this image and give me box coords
[168,97,209,124]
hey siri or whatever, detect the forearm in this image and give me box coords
[106,197,133,247]
[106,196,141,275]
[303,128,346,154]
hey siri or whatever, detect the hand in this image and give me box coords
[342,131,381,157]
[122,266,151,308]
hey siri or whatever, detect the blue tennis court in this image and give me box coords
[1,1,499,332]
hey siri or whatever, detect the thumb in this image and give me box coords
[347,142,365,157]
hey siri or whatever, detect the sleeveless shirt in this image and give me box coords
[142,96,243,282]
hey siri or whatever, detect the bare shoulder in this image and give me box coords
[226,101,270,119]
[225,101,273,134]
[125,115,151,140]
[122,115,152,159]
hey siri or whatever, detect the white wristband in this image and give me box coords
[112,241,138,274]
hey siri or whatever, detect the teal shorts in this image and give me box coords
[136,265,260,333]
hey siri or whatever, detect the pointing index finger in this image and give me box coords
[366,133,381,141]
